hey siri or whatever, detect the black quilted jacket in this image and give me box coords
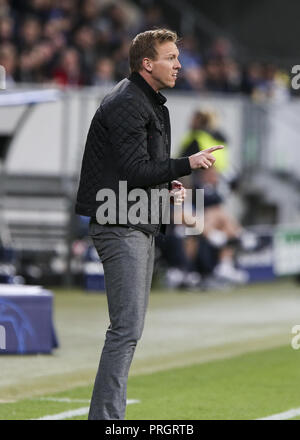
[75,72,191,236]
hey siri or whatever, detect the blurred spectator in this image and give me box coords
[204,58,242,93]
[113,37,131,81]
[174,110,251,285]
[43,18,67,53]
[176,34,206,91]
[0,16,15,43]
[179,35,202,69]
[32,39,57,81]
[241,62,264,95]
[206,36,235,60]
[16,49,36,83]
[178,110,228,172]
[92,57,115,87]
[95,2,130,54]
[0,0,10,18]
[26,0,55,24]
[221,57,242,92]
[0,42,17,87]
[74,25,97,78]
[187,168,249,285]
[0,0,293,97]
[17,16,42,51]
[254,63,290,102]
[53,47,85,87]
[16,38,56,83]
[134,3,166,33]
[177,65,206,91]
[204,58,224,92]
[242,62,290,101]
[79,0,100,27]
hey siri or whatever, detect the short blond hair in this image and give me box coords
[129,28,178,73]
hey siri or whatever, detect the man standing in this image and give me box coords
[75,28,222,420]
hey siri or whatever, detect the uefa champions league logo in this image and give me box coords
[0,299,38,353]
[0,65,6,90]
[0,324,5,350]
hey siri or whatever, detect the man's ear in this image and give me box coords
[142,57,153,73]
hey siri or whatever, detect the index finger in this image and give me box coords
[203,145,224,153]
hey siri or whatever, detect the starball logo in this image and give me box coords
[0,65,6,90]
[291,65,300,90]
[0,325,6,350]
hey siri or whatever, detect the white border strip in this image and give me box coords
[33,399,140,420]
[256,407,300,420]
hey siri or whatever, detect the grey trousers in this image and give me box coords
[88,222,155,420]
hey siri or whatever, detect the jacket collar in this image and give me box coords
[128,71,167,106]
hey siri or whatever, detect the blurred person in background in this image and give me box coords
[204,57,241,93]
[203,36,241,93]
[95,2,131,56]
[19,0,53,23]
[178,34,202,70]
[241,61,264,96]
[0,0,10,17]
[220,57,242,93]
[17,16,42,51]
[204,58,225,92]
[78,0,100,28]
[178,110,250,285]
[241,62,289,101]
[92,56,116,87]
[189,167,249,285]
[43,17,67,54]
[205,36,235,60]
[113,37,131,81]
[133,3,166,34]
[255,63,290,102]
[32,39,57,82]
[0,42,17,88]
[74,25,97,81]
[183,64,206,91]
[48,0,79,30]
[2,0,294,97]
[176,34,206,91]
[17,49,38,83]
[53,46,85,86]
[0,16,15,44]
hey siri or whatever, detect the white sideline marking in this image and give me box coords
[36,398,90,403]
[33,399,140,420]
[256,407,300,420]
[36,406,90,420]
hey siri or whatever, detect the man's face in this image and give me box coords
[148,41,181,91]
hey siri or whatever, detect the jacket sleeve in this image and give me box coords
[104,98,191,188]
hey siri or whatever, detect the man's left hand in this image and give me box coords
[170,180,186,204]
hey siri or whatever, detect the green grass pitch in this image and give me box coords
[1,280,300,420]
[0,344,300,420]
